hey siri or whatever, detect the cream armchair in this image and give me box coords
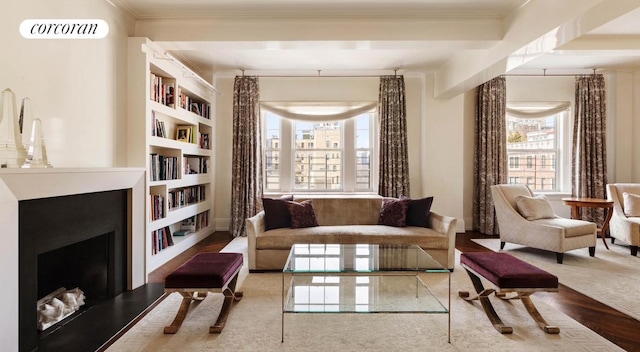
[606,183,640,256]
[491,184,597,263]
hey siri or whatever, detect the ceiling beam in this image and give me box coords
[433,0,640,99]
[135,16,502,42]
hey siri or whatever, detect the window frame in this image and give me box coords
[505,104,571,193]
[261,105,378,194]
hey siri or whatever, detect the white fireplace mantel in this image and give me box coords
[0,168,146,352]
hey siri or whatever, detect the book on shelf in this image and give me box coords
[177,88,211,119]
[150,193,164,220]
[150,73,175,108]
[183,156,208,174]
[168,185,206,210]
[173,229,192,237]
[181,216,197,232]
[156,120,167,138]
[151,111,156,136]
[149,154,179,181]
[151,226,173,254]
[200,133,210,149]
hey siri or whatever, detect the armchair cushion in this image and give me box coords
[515,195,555,221]
[622,192,640,217]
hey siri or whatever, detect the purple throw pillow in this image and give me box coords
[262,195,294,230]
[401,196,434,228]
[378,198,409,227]
[287,200,318,228]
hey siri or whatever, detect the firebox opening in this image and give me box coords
[37,232,111,310]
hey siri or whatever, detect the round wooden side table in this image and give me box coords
[562,197,613,250]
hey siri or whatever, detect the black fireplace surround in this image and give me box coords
[19,190,128,352]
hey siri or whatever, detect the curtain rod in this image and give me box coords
[503,74,596,77]
[148,50,221,95]
[240,68,399,78]
[503,69,599,77]
[250,75,387,78]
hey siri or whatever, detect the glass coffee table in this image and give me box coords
[281,243,450,343]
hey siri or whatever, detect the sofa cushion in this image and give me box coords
[288,200,318,228]
[378,198,409,227]
[515,195,555,221]
[256,225,449,250]
[402,196,434,228]
[262,195,294,230]
[623,192,640,217]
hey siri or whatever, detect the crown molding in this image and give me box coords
[107,0,517,21]
[105,0,141,18]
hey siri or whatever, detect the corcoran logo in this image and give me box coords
[19,19,109,39]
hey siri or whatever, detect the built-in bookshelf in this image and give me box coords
[127,37,216,274]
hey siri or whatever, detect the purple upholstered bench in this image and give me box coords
[164,252,243,334]
[459,252,559,334]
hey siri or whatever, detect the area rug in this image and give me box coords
[472,238,640,322]
[106,238,622,351]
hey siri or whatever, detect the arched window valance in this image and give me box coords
[260,102,377,122]
[506,102,571,118]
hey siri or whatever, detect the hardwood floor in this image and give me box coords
[149,230,640,351]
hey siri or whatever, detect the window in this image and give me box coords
[264,113,281,191]
[506,103,570,192]
[509,156,519,169]
[294,121,341,190]
[263,104,377,193]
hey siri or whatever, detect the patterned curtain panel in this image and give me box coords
[572,74,607,224]
[378,75,410,198]
[473,76,507,235]
[230,76,262,237]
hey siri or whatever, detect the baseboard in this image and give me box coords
[215,217,230,231]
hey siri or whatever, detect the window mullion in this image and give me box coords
[281,118,292,192]
[343,119,355,192]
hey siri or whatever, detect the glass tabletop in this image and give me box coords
[283,243,448,274]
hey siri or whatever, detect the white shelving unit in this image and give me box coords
[127,37,216,274]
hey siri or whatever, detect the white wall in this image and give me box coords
[423,74,466,231]
[212,75,468,230]
[0,0,134,167]
[608,70,640,183]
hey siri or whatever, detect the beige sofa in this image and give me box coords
[245,197,457,271]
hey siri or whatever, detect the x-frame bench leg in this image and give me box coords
[458,268,559,335]
[164,273,244,335]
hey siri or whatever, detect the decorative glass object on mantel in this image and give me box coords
[21,97,52,168]
[0,88,27,168]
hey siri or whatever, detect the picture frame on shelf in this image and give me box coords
[176,126,191,142]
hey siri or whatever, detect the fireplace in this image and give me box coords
[0,168,146,352]
[19,190,128,351]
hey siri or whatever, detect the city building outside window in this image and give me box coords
[506,103,570,192]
